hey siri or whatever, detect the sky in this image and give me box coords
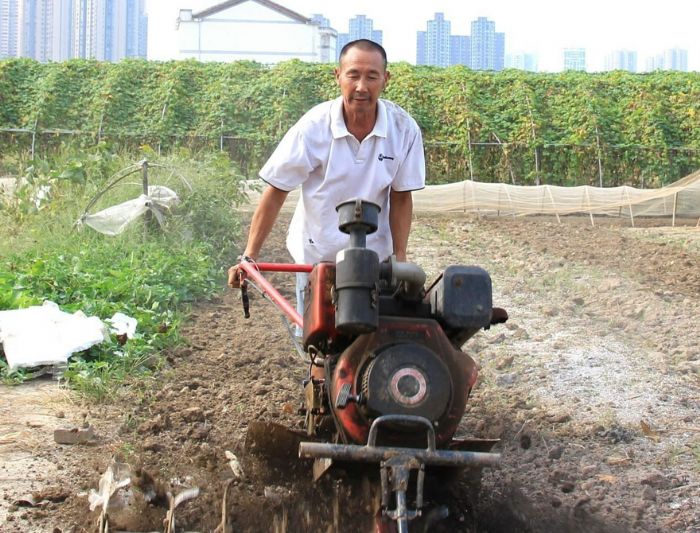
[145,0,699,72]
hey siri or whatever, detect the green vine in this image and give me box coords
[1,58,699,186]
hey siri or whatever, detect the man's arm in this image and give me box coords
[243,184,289,260]
[389,189,413,262]
[228,184,289,287]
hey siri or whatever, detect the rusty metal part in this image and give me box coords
[449,437,500,453]
[312,457,333,481]
[245,421,310,458]
[330,317,478,447]
[299,418,500,469]
[300,415,500,533]
[304,378,326,436]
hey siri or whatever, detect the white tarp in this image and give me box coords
[0,301,109,370]
[105,312,138,339]
[80,185,179,236]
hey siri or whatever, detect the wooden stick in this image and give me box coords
[584,186,595,227]
[546,185,561,224]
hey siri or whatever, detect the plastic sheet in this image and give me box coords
[0,301,109,370]
[81,185,179,236]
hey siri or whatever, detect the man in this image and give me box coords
[228,39,425,319]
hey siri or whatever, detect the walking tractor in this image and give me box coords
[233,199,508,532]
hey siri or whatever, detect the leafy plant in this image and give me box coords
[0,150,247,398]
[3,58,700,186]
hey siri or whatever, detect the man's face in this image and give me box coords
[335,47,390,113]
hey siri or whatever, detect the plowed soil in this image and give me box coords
[2,212,699,533]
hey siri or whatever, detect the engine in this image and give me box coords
[301,199,500,448]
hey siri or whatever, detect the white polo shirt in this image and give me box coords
[259,97,426,264]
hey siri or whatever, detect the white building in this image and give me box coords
[176,0,337,63]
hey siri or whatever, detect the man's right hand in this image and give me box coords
[227,264,244,289]
[227,255,255,289]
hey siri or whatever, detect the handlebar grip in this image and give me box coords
[241,281,250,319]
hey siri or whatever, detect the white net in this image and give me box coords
[243,170,700,225]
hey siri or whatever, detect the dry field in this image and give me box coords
[2,212,699,532]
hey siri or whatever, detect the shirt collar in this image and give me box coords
[331,97,388,140]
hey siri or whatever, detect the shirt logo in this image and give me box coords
[378,153,394,161]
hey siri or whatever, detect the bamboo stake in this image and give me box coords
[466,116,474,181]
[524,93,540,186]
[30,118,38,159]
[546,185,561,223]
[470,180,477,214]
[584,186,595,227]
[97,112,104,144]
[503,183,516,219]
[220,119,224,152]
[625,187,635,228]
[672,191,678,228]
[595,124,604,188]
[493,132,516,184]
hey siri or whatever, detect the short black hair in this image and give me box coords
[339,39,388,69]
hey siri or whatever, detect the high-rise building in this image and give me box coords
[52,0,74,61]
[72,0,147,61]
[416,30,426,66]
[0,0,20,58]
[646,54,664,71]
[126,0,147,59]
[417,14,505,69]
[506,52,538,72]
[71,0,87,57]
[663,48,688,71]
[449,35,470,67]
[605,50,637,72]
[470,17,504,71]
[310,14,330,28]
[17,0,74,61]
[336,14,382,60]
[563,48,586,71]
[310,14,334,62]
[494,32,505,71]
[1,0,146,62]
[420,12,450,67]
[337,33,350,56]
